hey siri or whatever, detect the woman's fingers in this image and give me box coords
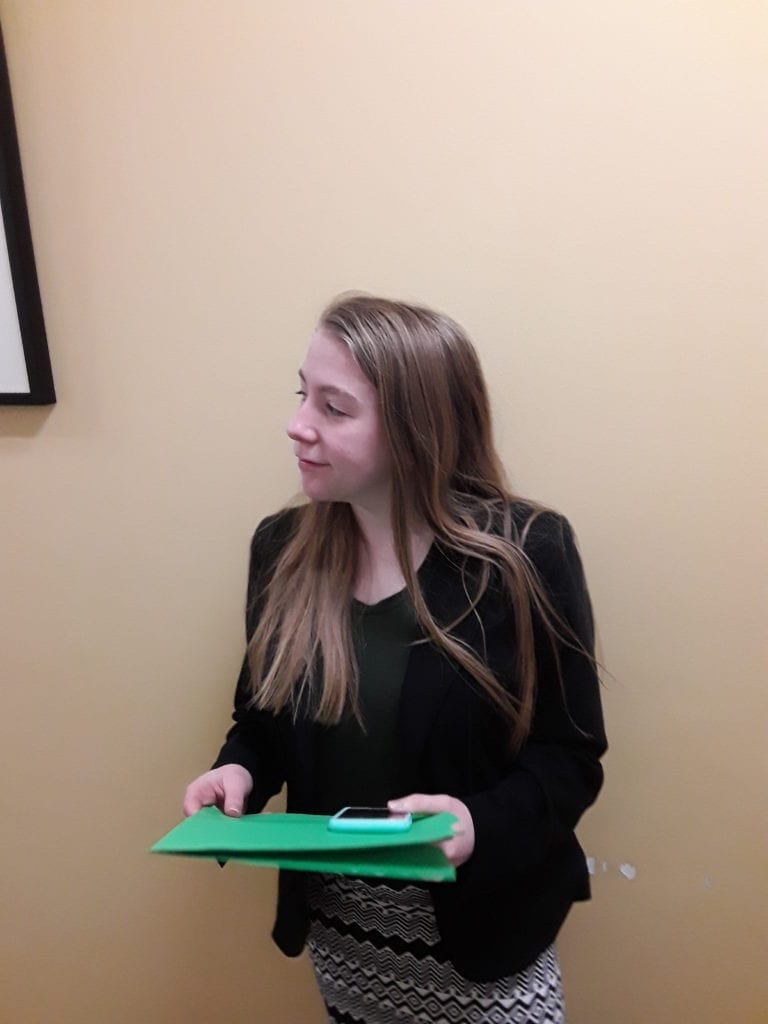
[183,765,253,818]
[388,793,476,867]
[183,777,215,817]
[388,793,451,815]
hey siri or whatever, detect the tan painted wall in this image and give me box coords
[1,3,765,1022]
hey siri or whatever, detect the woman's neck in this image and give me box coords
[351,503,433,605]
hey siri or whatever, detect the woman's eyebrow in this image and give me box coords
[298,370,359,404]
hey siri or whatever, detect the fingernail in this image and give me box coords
[226,807,241,817]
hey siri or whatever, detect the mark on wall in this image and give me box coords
[586,856,638,880]
[587,858,716,890]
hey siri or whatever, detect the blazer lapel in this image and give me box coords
[396,638,453,791]
[396,544,483,790]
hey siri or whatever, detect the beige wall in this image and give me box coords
[1,3,766,1022]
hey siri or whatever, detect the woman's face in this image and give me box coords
[287,328,392,512]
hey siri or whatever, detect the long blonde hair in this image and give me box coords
[248,293,573,752]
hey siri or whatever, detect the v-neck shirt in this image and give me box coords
[314,587,420,814]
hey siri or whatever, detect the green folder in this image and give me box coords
[151,807,457,882]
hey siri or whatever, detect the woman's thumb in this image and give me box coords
[222,771,249,817]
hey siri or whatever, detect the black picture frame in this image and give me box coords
[0,21,54,405]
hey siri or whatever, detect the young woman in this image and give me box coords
[184,294,606,1023]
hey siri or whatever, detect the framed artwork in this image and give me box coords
[0,21,54,405]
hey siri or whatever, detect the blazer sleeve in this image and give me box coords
[461,512,607,890]
[210,514,291,812]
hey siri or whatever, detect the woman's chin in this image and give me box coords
[300,481,333,503]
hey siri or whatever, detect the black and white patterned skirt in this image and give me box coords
[306,873,565,1024]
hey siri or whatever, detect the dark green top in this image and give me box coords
[315,588,419,814]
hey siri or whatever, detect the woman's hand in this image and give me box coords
[183,764,253,818]
[388,793,475,867]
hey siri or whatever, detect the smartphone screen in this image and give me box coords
[336,807,404,820]
[328,806,413,833]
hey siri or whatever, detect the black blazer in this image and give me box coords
[212,502,607,982]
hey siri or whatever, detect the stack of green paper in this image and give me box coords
[151,807,457,882]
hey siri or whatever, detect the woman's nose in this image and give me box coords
[286,406,318,443]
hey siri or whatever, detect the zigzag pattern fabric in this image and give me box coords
[306,874,565,1024]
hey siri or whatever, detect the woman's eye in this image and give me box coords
[294,390,344,417]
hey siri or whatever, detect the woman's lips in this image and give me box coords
[298,457,326,469]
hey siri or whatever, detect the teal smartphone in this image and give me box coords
[328,806,413,833]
